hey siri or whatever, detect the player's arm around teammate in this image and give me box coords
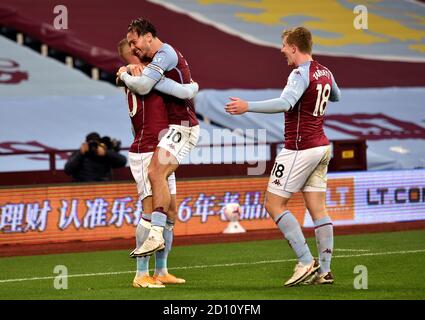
[117,66,199,100]
[122,18,200,258]
[117,39,185,287]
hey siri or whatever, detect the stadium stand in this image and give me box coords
[0,0,424,87]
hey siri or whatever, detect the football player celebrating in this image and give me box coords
[225,27,341,286]
[118,18,200,258]
[117,39,196,288]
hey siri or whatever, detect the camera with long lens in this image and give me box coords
[100,136,122,152]
[86,135,121,156]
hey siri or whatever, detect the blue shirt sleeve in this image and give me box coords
[280,66,309,108]
[143,44,179,82]
[329,73,341,102]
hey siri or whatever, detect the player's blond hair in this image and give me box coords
[117,38,130,56]
[282,27,313,54]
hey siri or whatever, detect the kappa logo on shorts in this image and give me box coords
[272,179,282,186]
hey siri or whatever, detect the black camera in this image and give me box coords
[100,136,122,152]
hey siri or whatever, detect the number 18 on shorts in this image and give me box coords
[267,145,331,198]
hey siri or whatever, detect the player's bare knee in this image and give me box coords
[310,209,328,221]
[147,166,162,184]
[265,200,287,218]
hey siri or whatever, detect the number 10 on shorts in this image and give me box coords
[166,128,182,143]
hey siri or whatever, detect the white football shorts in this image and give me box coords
[267,145,331,198]
[157,124,200,164]
[128,151,176,201]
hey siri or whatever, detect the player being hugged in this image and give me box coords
[117,39,199,288]
[117,17,200,257]
[225,27,341,286]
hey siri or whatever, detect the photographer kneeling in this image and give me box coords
[65,132,127,182]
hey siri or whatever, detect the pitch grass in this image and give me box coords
[0,230,424,300]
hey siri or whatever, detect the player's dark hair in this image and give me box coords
[128,18,157,37]
[282,27,313,54]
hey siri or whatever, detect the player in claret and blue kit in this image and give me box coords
[225,26,341,287]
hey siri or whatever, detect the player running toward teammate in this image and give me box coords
[117,18,200,257]
[117,39,197,288]
[225,27,341,286]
